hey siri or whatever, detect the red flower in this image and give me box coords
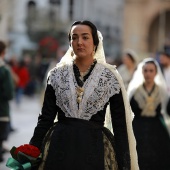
[14,144,40,158]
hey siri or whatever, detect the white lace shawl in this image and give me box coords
[48,62,120,119]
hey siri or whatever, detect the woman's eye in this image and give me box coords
[83,37,88,40]
[71,37,77,40]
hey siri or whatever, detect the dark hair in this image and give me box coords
[143,60,157,72]
[126,53,135,63]
[159,51,170,58]
[68,20,99,51]
[0,41,6,55]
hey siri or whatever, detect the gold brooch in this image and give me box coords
[76,87,84,103]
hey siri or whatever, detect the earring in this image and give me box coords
[71,51,74,57]
[92,47,96,56]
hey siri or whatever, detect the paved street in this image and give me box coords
[0,95,41,170]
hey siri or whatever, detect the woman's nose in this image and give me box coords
[78,38,82,45]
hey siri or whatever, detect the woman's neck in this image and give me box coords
[126,63,135,73]
[74,57,95,72]
[143,82,155,92]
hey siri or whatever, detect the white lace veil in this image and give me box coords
[58,29,139,169]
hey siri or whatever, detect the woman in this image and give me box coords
[127,58,170,170]
[117,49,138,89]
[27,20,139,170]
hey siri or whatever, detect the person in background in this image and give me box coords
[127,58,170,170]
[117,49,138,89]
[8,20,139,170]
[159,52,170,115]
[12,59,30,105]
[159,52,170,96]
[0,41,14,162]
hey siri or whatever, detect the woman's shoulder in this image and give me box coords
[99,62,124,81]
[117,64,127,72]
[0,64,11,76]
[98,62,117,73]
[48,62,70,74]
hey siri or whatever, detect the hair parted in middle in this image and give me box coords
[68,20,99,51]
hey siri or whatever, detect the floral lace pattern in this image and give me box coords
[134,84,161,117]
[48,63,120,120]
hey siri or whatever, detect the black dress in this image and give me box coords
[30,62,130,170]
[130,84,170,170]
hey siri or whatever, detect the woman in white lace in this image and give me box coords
[29,20,138,170]
[127,58,170,170]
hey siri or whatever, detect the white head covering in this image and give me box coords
[123,48,139,65]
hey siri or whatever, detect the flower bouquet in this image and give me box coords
[6,144,42,170]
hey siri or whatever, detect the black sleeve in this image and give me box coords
[29,84,58,149]
[130,96,142,117]
[167,98,170,116]
[109,90,130,170]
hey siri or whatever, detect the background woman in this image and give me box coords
[128,58,170,170]
[117,49,138,89]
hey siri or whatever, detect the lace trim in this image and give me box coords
[48,63,120,120]
[134,84,161,117]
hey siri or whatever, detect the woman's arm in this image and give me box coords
[167,98,170,116]
[29,84,58,149]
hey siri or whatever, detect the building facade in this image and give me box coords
[123,0,170,58]
[1,0,169,60]
[1,0,124,60]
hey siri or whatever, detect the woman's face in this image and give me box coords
[159,54,169,67]
[122,54,134,66]
[142,63,157,83]
[70,24,95,59]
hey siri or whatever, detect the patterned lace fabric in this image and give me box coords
[134,84,161,117]
[48,62,120,120]
[38,123,56,170]
[103,132,118,170]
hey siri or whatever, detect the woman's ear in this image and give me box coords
[94,46,96,51]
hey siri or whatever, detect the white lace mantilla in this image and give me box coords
[48,62,120,120]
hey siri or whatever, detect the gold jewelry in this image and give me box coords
[92,47,95,56]
[79,67,91,81]
[71,51,74,57]
[74,60,94,82]
[76,87,84,103]
[147,96,154,112]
